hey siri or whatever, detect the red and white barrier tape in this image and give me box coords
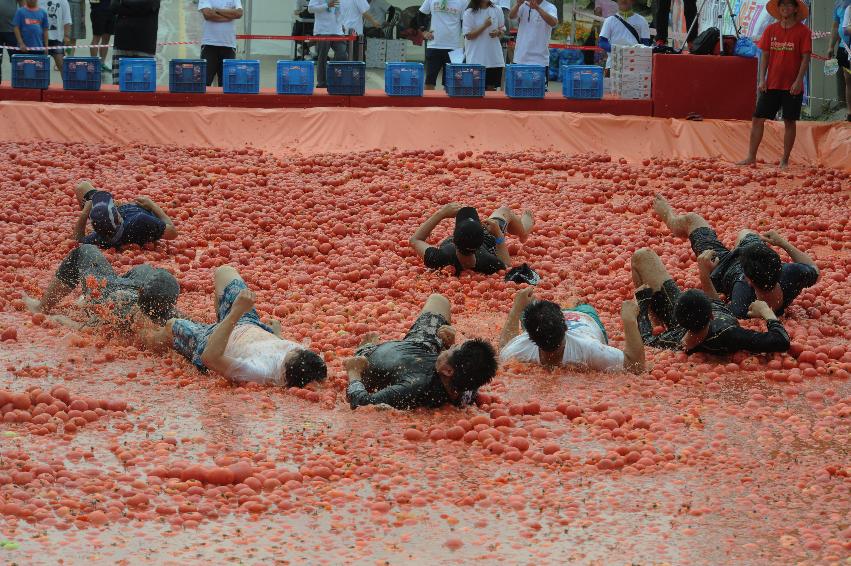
[3,34,358,52]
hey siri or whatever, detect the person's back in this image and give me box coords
[213,324,304,385]
[358,339,449,408]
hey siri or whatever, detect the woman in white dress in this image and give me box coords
[462,0,505,90]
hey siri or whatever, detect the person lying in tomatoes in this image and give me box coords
[409,203,534,276]
[74,180,178,249]
[143,265,327,388]
[344,293,497,409]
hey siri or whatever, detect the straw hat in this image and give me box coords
[765,0,809,21]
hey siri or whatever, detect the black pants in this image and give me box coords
[201,44,236,87]
[654,0,697,43]
[316,37,349,88]
[56,244,118,293]
[0,31,18,83]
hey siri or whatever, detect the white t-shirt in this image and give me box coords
[499,309,625,372]
[463,5,505,68]
[39,0,72,42]
[419,0,466,50]
[843,6,851,48]
[513,0,557,66]
[599,13,650,68]
[221,325,304,385]
[198,0,242,48]
[341,0,370,35]
[309,0,345,35]
[365,0,390,27]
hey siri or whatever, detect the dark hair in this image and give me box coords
[285,349,328,387]
[674,289,712,332]
[522,300,567,352]
[738,242,781,291]
[449,338,497,392]
[468,0,493,11]
[138,270,180,324]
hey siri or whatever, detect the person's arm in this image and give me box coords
[345,356,421,409]
[199,289,255,374]
[409,203,461,258]
[620,300,645,374]
[598,36,611,52]
[200,8,231,20]
[499,287,534,349]
[726,300,791,353]
[216,7,243,18]
[134,196,178,240]
[508,0,523,21]
[137,320,175,352]
[697,250,720,300]
[43,27,49,50]
[465,14,493,40]
[364,11,380,27]
[761,230,818,272]
[789,52,810,96]
[757,48,769,91]
[72,201,93,242]
[828,20,839,58]
[598,18,611,51]
[533,0,557,27]
[13,25,25,50]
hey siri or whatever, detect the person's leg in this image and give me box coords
[26,245,115,314]
[99,34,111,66]
[401,294,453,354]
[111,49,121,85]
[419,293,451,322]
[89,34,100,58]
[488,206,534,242]
[332,41,348,61]
[845,68,851,120]
[631,247,673,292]
[781,118,796,169]
[738,117,766,165]
[201,45,215,86]
[316,36,331,87]
[75,180,98,206]
[652,194,711,238]
[424,48,440,90]
[683,0,698,43]
[213,265,244,316]
[654,0,672,42]
[220,47,235,87]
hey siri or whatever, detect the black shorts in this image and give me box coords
[90,9,115,36]
[55,244,118,291]
[401,311,449,354]
[485,67,503,89]
[689,227,761,296]
[425,48,452,86]
[754,89,803,121]
[839,46,850,71]
[637,279,682,329]
[48,39,64,54]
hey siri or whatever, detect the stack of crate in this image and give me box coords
[610,44,653,100]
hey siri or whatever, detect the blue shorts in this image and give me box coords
[171,279,272,371]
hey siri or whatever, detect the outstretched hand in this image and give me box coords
[513,287,535,311]
[437,325,456,348]
[697,250,719,272]
[760,230,786,247]
[343,356,369,376]
[232,289,256,315]
[621,299,639,321]
[134,196,157,211]
[439,203,463,219]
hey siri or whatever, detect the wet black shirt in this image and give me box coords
[636,289,791,355]
[723,263,820,319]
[423,236,505,276]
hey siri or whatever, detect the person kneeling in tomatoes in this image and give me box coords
[344,293,497,410]
[143,265,327,388]
[409,204,534,276]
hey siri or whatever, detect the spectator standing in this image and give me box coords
[1,0,20,83]
[198,0,242,87]
[738,0,811,168]
[419,0,465,90]
[653,0,695,47]
[88,0,113,71]
[39,0,71,70]
[292,0,315,60]
[828,0,851,121]
[509,0,557,73]
[13,0,48,54]
[110,0,159,85]
[462,0,504,90]
[341,0,378,61]
[66,0,83,54]
[309,0,348,89]
[598,0,650,71]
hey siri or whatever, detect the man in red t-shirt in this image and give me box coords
[738,0,811,169]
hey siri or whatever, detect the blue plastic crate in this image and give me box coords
[505,64,546,99]
[119,58,157,92]
[62,57,102,91]
[11,55,50,89]
[169,59,206,93]
[444,64,485,98]
[384,62,423,97]
[561,64,604,100]
[276,60,314,95]
[223,59,260,94]
[326,61,365,96]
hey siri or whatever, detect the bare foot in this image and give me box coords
[519,211,534,243]
[76,180,95,208]
[736,158,756,166]
[779,159,789,170]
[358,331,381,347]
[22,294,42,314]
[652,194,674,223]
